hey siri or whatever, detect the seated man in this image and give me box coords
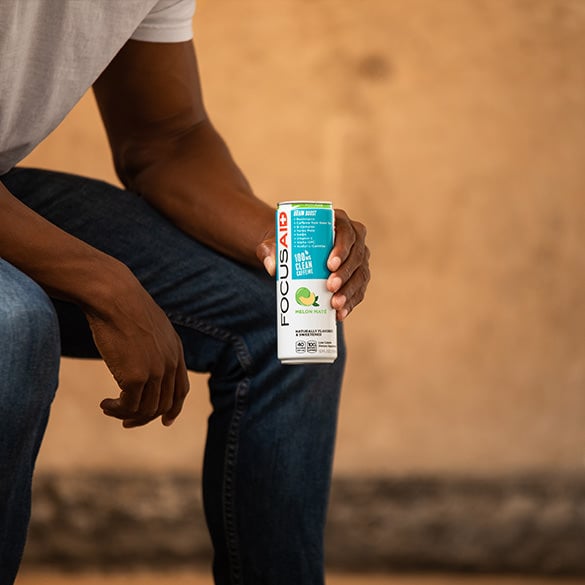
[0,2,370,584]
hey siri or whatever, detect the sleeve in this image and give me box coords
[131,0,195,43]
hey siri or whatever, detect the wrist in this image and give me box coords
[73,252,139,318]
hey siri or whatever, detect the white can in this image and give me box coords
[276,201,337,364]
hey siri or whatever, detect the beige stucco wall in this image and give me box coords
[23,0,585,477]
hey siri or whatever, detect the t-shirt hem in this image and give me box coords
[130,25,193,43]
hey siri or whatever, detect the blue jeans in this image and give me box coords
[0,167,346,585]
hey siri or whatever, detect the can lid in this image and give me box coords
[278,200,333,207]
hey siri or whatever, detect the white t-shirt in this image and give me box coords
[0,0,195,175]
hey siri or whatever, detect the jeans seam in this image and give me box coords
[223,378,248,585]
[166,312,254,374]
[166,311,250,584]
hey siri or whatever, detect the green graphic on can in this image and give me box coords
[295,286,320,307]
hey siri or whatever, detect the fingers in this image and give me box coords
[121,413,159,429]
[256,239,276,276]
[100,381,145,420]
[88,274,191,429]
[327,209,370,321]
[162,350,190,427]
[327,209,357,273]
[120,373,174,429]
[331,244,370,320]
[100,339,190,429]
[258,208,370,320]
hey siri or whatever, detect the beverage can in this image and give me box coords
[276,200,338,364]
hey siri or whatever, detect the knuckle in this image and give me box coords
[119,395,140,415]
[361,265,371,285]
[335,210,353,234]
[158,403,172,416]
[347,225,357,245]
[121,369,147,388]
[342,264,353,282]
[141,407,158,418]
[151,371,165,385]
[173,331,184,347]
[348,291,363,311]
[139,400,159,415]
[176,376,190,399]
[353,220,367,238]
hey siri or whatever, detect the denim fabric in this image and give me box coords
[0,167,346,585]
[0,258,60,584]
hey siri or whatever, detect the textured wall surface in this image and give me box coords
[19,0,585,571]
[24,472,585,573]
[25,0,585,476]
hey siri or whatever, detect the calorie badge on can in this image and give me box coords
[276,200,338,364]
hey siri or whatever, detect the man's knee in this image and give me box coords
[0,263,60,400]
[0,288,59,351]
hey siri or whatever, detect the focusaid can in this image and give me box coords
[276,200,337,364]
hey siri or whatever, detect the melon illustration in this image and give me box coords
[295,287,319,307]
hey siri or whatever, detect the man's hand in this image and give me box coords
[0,184,190,428]
[85,272,190,428]
[257,208,370,321]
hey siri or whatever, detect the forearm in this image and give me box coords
[0,181,132,312]
[118,119,274,267]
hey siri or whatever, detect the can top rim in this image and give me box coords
[278,200,333,206]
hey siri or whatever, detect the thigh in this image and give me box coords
[2,167,275,369]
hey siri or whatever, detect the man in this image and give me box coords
[0,2,370,584]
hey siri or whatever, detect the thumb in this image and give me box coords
[256,239,276,276]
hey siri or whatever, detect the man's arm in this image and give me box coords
[93,40,273,266]
[93,40,370,320]
[0,182,190,428]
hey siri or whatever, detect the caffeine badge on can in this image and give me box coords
[276,200,338,364]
